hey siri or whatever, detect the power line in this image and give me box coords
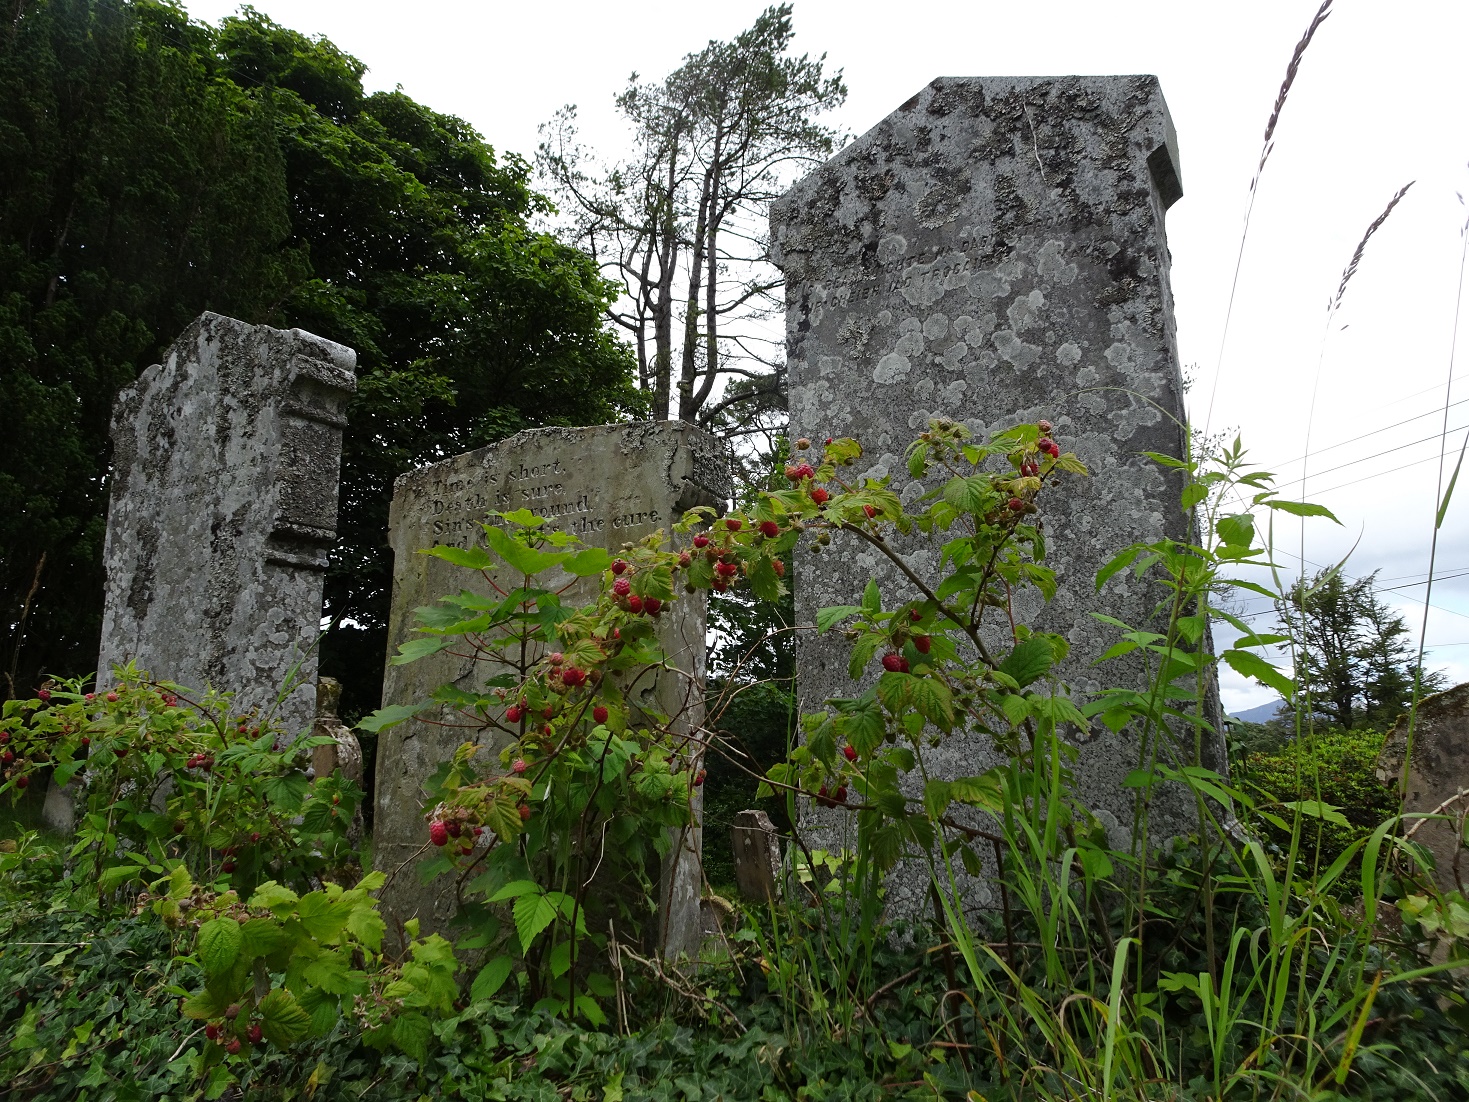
[1271,422,1469,492]
[1269,392,1469,471]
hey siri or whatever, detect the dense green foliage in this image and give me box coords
[0,0,639,714]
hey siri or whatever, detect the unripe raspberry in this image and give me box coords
[225,1004,240,1020]
[678,551,691,567]
[810,487,830,504]
[593,705,609,724]
[796,437,811,449]
[863,505,878,519]
[429,820,449,846]
[1037,419,1053,434]
[547,652,563,666]
[771,559,785,577]
[518,804,531,822]
[759,520,780,538]
[784,465,802,482]
[512,758,527,774]
[610,559,628,575]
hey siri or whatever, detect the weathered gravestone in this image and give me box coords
[374,422,732,956]
[771,76,1219,914]
[1377,682,1469,895]
[731,809,783,904]
[96,311,356,734]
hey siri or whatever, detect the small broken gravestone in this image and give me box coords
[1378,682,1469,895]
[771,76,1219,915]
[373,422,732,956]
[312,677,365,847]
[45,314,356,834]
[731,809,782,904]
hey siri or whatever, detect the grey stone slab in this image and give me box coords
[97,311,355,737]
[1378,682,1469,894]
[374,421,732,956]
[731,809,782,904]
[771,76,1221,915]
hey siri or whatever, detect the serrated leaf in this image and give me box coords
[248,881,300,911]
[910,678,954,728]
[420,545,493,570]
[513,892,559,954]
[296,893,355,943]
[197,917,242,977]
[488,879,541,902]
[346,904,385,953]
[483,524,562,576]
[181,989,226,1020]
[999,636,1053,687]
[356,703,428,733]
[816,606,863,635]
[390,1012,433,1064]
[862,578,882,614]
[259,988,313,1047]
[1096,546,1142,590]
[1266,499,1340,524]
[470,955,515,1002]
[388,636,457,666]
[1217,513,1255,549]
[260,772,310,812]
[240,918,288,958]
[564,547,612,576]
[1221,648,1294,698]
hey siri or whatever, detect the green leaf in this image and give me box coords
[488,879,542,902]
[296,892,356,942]
[1217,513,1255,549]
[817,605,864,633]
[1438,431,1469,529]
[421,544,493,570]
[563,547,612,576]
[483,524,563,576]
[910,678,954,729]
[248,881,300,912]
[1266,499,1340,524]
[1281,800,1350,827]
[1095,547,1142,591]
[260,772,311,812]
[391,1012,433,1064]
[1221,648,1295,698]
[239,918,288,958]
[181,989,226,1020]
[470,955,515,1002]
[346,903,386,953]
[257,989,314,1048]
[862,578,882,614]
[1180,481,1209,510]
[575,995,609,1026]
[999,636,1054,687]
[388,636,457,666]
[513,891,559,954]
[98,864,141,893]
[197,917,243,977]
[357,703,428,733]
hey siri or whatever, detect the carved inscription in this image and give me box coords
[412,455,661,549]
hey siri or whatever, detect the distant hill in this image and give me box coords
[1229,700,1287,724]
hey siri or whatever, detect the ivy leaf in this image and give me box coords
[197,917,243,977]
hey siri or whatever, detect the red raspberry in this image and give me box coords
[863,505,878,519]
[473,826,483,837]
[430,821,449,846]
[36,689,49,702]
[799,464,816,479]
[610,559,628,575]
[909,609,922,622]
[512,758,527,774]
[678,551,691,567]
[692,535,710,548]
[251,832,260,843]
[914,635,932,654]
[114,747,128,758]
[713,581,728,593]
[562,667,586,687]
[627,595,644,614]
[834,785,848,804]
[843,744,857,762]
[785,465,802,482]
[593,705,609,724]
[772,559,785,577]
[547,652,563,666]
[881,653,909,673]
[1008,497,1025,511]
[825,437,834,445]
[613,577,631,596]
[810,487,830,504]
[79,737,89,747]
[446,820,462,838]
[506,705,523,724]
[542,705,555,719]
[644,598,663,615]
[1,750,11,763]
[221,860,236,873]
[1037,437,1058,456]
[716,561,739,578]
[85,693,94,701]
[725,518,742,531]
[693,769,706,787]
[15,775,28,789]
[205,1023,220,1040]
[518,804,531,822]
[248,1024,262,1045]
[227,1039,241,1055]
[759,520,780,538]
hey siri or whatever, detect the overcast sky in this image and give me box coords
[181,0,1469,712]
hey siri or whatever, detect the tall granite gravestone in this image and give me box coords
[771,76,1216,912]
[375,422,732,956]
[96,311,356,736]
[1378,682,1469,894]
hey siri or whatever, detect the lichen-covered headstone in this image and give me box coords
[1377,682,1469,894]
[771,76,1218,913]
[374,422,731,956]
[97,311,356,736]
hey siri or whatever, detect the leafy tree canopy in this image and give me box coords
[0,0,641,709]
